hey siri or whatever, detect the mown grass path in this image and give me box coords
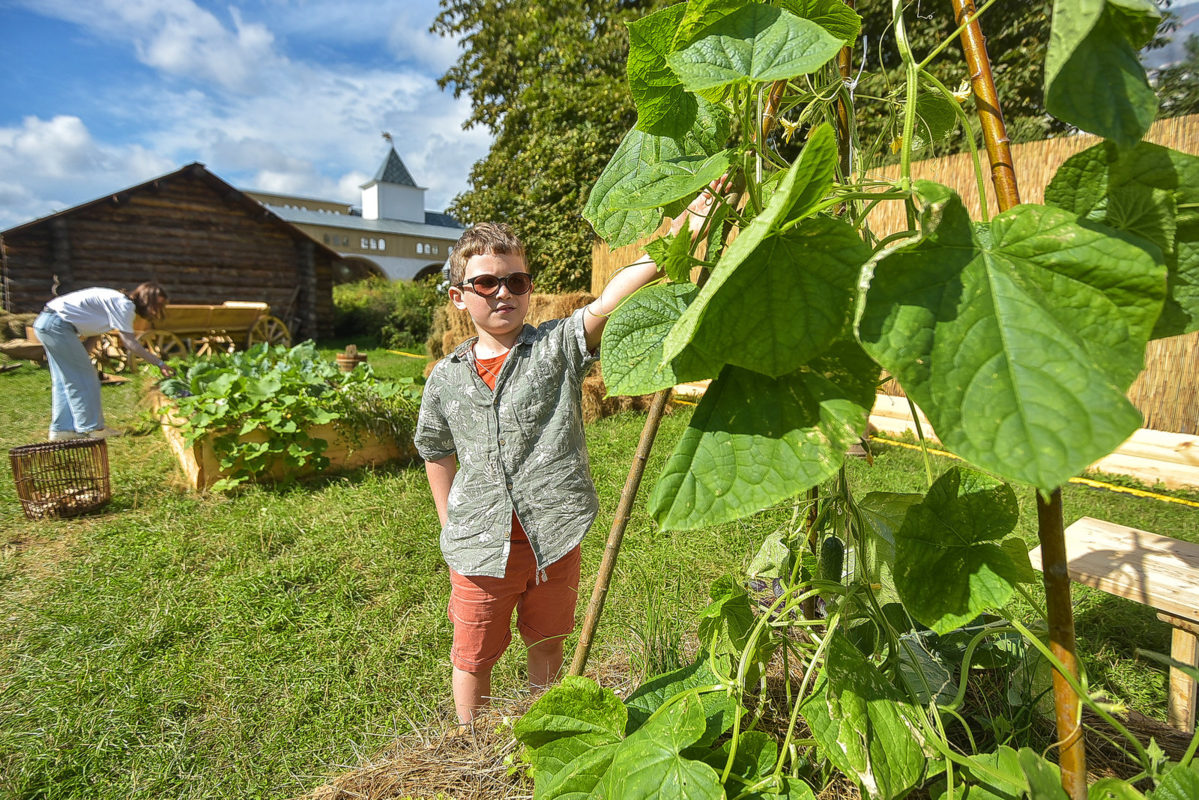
[1,344,1196,798]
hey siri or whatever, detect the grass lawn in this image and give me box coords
[2,342,1197,799]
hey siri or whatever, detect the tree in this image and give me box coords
[851,0,1183,159]
[433,0,670,291]
[1154,33,1199,116]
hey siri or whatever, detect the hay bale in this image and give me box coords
[1,312,37,342]
[437,291,596,358]
[425,305,450,360]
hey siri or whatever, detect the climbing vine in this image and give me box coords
[517,0,1199,798]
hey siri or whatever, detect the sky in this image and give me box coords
[0,0,492,231]
[3,1,1198,234]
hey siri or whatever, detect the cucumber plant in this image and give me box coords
[517,0,1199,798]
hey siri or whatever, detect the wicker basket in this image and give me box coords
[9,438,111,520]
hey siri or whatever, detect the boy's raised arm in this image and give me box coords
[582,178,728,352]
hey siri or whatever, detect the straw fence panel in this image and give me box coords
[589,115,1199,433]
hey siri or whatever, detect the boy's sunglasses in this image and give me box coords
[457,272,533,297]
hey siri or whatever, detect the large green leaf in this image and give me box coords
[628,3,697,139]
[777,0,862,45]
[663,125,858,377]
[1017,748,1068,800]
[535,742,620,800]
[600,283,719,397]
[585,101,729,247]
[601,692,724,800]
[674,0,754,49]
[649,340,876,530]
[801,634,926,800]
[1149,763,1199,800]
[1046,141,1199,338]
[666,4,841,92]
[678,216,868,377]
[1044,0,1160,147]
[892,467,1028,635]
[625,658,738,747]
[616,149,735,211]
[514,675,627,749]
[856,182,1166,491]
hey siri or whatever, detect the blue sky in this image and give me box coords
[2,1,1197,233]
[0,0,492,230]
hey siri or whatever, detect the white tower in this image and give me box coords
[361,147,426,223]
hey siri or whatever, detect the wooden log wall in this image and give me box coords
[588,114,1199,434]
[1,166,336,339]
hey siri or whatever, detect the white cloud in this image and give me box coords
[2,0,492,230]
[0,115,176,228]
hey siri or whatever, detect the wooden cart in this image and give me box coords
[90,301,292,373]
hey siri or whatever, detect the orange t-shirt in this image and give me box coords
[475,350,528,541]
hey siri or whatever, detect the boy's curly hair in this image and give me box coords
[448,223,525,285]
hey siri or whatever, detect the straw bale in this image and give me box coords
[1,312,36,341]
[435,291,596,360]
[581,368,667,424]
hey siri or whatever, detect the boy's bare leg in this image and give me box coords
[452,666,492,723]
[525,635,565,690]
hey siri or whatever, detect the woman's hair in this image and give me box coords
[448,223,525,285]
[126,282,169,320]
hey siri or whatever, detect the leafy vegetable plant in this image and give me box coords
[157,342,420,491]
[525,0,1199,798]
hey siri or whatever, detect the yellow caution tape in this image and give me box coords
[869,435,1199,509]
[386,350,427,359]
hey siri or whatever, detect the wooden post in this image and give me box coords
[569,388,671,677]
[949,1,1084,795]
[1158,613,1199,732]
[1036,490,1089,799]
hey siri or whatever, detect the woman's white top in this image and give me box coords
[45,288,136,336]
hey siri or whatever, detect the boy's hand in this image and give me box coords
[669,175,732,240]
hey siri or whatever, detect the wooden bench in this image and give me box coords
[1028,517,1199,732]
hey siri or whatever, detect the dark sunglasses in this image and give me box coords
[457,272,533,297]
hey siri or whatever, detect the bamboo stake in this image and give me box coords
[951,0,1020,207]
[569,388,671,676]
[950,2,1085,795]
[571,75,791,677]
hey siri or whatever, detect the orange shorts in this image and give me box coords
[447,532,581,672]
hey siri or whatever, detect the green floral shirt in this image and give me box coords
[414,309,599,577]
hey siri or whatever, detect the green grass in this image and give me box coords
[2,348,1198,798]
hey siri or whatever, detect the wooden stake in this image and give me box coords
[1037,490,1089,799]
[950,2,1084,795]
[569,388,672,677]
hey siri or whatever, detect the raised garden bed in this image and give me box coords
[153,341,420,491]
[152,392,415,490]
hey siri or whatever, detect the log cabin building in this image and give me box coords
[0,163,343,340]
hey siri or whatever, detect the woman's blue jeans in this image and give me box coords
[33,311,104,434]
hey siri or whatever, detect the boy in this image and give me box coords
[414,186,719,723]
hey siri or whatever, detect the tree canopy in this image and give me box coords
[433,0,1194,291]
[433,0,671,290]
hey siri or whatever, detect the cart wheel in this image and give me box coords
[89,332,129,374]
[137,330,188,364]
[193,332,236,357]
[248,316,291,348]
